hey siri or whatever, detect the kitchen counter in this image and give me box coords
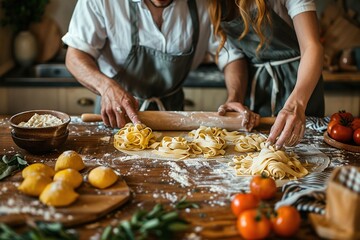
[0,115,359,239]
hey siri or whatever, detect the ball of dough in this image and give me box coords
[22,163,55,179]
[18,174,52,197]
[39,181,79,207]
[88,166,118,189]
[55,150,85,172]
[53,169,83,188]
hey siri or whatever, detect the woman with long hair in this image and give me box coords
[209,0,324,148]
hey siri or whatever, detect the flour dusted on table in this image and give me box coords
[18,113,63,127]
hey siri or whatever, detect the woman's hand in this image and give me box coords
[267,105,306,149]
[217,102,259,131]
[100,82,141,128]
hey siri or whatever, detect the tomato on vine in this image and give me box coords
[351,118,360,131]
[331,110,354,123]
[250,175,277,200]
[271,205,301,237]
[353,128,360,145]
[330,124,353,143]
[231,193,260,217]
[237,209,272,240]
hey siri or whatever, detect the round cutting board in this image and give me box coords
[323,132,360,153]
[0,169,131,227]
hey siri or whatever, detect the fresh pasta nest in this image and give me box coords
[230,146,308,180]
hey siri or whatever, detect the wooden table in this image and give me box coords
[1,115,359,239]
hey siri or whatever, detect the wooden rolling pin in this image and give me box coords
[81,111,275,131]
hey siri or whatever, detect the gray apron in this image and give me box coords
[95,0,199,113]
[220,6,325,117]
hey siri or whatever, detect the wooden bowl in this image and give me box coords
[323,132,360,153]
[11,130,68,154]
[9,110,70,139]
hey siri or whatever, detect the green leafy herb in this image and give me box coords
[0,222,78,240]
[175,196,200,210]
[101,202,193,240]
[0,154,28,180]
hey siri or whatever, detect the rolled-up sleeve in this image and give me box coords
[285,0,316,19]
[207,26,244,71]
[62,0,107,59]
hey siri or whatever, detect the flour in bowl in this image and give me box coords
[18,114,63,127]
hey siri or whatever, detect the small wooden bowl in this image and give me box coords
[9,110,70,139]
[11,130,68,154]
[323,132,360,153]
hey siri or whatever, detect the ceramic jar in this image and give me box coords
[13,31,38,67]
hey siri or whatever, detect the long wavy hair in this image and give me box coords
[208,0,271,60]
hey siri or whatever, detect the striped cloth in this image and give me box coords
[305,116,330,133]
[275,181,326,215]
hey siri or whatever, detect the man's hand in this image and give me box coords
[100,82,141,128]
[217,102,259,131]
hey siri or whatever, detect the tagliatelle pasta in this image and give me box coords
[114,123,158,151]
[152,136,201,160]
[191,133,227,158]
[230,146,308,180]
[234,134,267,152]
[188,126,244,141]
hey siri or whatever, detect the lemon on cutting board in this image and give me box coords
[39,181,79,207]
[22,163,55,179]
[18,174,52,197]
[53,168,83,188]
[88,166,118,189]
[55,150,85,172]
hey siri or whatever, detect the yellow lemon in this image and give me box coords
[22,163,55,179]
[53,169,83,188]
[88,166,118,189]
[55,150,85,172]
[39,181,79,207]
[18,174,52,197]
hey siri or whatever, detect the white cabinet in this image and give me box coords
[184,87,227,111]
[1,87,97,115]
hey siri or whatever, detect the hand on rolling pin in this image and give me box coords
[100,84,141,128]
[217,102,259,131]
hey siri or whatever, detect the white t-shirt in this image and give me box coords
[62,0,243,78]
[268,0,317,27]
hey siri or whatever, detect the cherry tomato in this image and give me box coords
[237,209,272,240]
[250,175,277,200]
[351,118,360,131]
[331,110,354,123]
[353,128,360,145]
[231,193,260,217]
[330,123,353,143]
[271,205,301,237]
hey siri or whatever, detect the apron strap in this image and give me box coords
[129,1,140,45]
[251,56,301,116]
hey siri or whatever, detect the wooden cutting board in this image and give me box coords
[0,168,131,227]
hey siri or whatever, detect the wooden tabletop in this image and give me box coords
[1,115,359,240]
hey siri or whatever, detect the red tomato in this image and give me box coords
[231,193,260,217]
[331,110,354,123]
[330,123,354,143]
[327,120,339,134]
[353,128,360,145]
[237,209,272,240]
[271,206,301,237]
[250,175,277,200]
[351,118,360,131]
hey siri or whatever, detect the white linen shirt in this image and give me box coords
[62,0,243,78]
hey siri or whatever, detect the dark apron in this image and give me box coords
[95,0,199,113]
[220,6,324,117]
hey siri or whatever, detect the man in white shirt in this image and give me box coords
[63,0,251,128]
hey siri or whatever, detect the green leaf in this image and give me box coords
[0,154,28,180]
